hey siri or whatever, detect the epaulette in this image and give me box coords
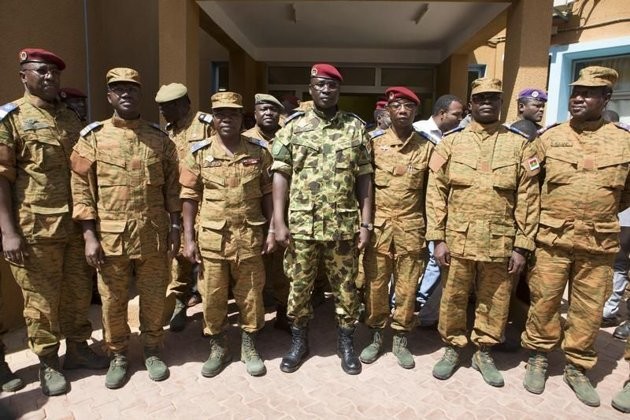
[79,121,103,137]
[0,103,18,122]
[368,129,385,140]
[443,126,464,136]
[347,112,366,126]
[149,122,167,135]
[191,138,212,154]
[198,113,213,125]
[246,137,268,148]
[537,122,560,136]
[414,129,437,144]
[503,123,529,140]
[284,111,305,124]
[614,121,630,133]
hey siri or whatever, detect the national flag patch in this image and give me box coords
[528,157,540,171]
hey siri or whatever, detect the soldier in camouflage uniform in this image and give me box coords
[0,48,108,396]
[427,78,540,387]
[155,83,214,332]
[360,87,432,369]
[521,66,630,407]
[180,92,274,378]
[70,68,181,389]
[272,64,373,375]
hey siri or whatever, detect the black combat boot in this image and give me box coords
[280,326,309,373]
[337,326,361,375]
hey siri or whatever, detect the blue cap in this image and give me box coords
[518,88,547,102]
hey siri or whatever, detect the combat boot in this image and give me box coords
[0,348,24,392]
[614,321,630,340]
[432,346,460,380]
[169,298,187,332]
[201,334,231,377]
[105,353,128,389]
[523,351,548,394]
[241,331,266,376]
[38,353,68,396]
[274,306,291,334]
[280,326,309,373]
[144,348,169,382]
[359,328,384,364]
[63,340,109,370]
[563,363,600,407]
[472,346,504,387]
[612,380,630,413]
[337,326,361,375]
[392,333,415,369]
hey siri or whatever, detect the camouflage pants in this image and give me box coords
[439,256,513,348]
[98,253,169,353]
[198,255,265,335]
[285,239,360,328]
[264,249,290,307]
[363,249,426,331]
[521,245,614,370]
[9,238,92,356]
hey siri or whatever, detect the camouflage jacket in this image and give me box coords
[165,110,214,160]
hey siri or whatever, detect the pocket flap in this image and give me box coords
[402,218,425,232]
[289,203,314,212]
[492,159,517,170]
[204,189,224,201]
[597,155,630,169]
[452,153,477,169]
[98,154,126,168]
[292,137,321,151]
[374,216,386,227]
[30,203,69,215]
[594,221,621,233]
[201,219,227,230]
[540,214,565,228]
[546,148,578,164]
[447,219,469,233]
[99,219,127,233]
[491,222,516,236]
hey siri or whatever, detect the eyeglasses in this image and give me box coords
[310,80,340,91]
[389,102,417,110]
[23,67,61,78]
[109,85,140,95]
[471,93,502,103]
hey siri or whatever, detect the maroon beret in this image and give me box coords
[19,48,66,71]
[60,87,87,99]
[385,86,420,105]
[375,100,388,110]
[310,63,343,82]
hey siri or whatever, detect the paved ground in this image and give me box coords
[1,295,630,419]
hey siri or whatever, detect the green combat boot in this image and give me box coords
[523,351,548,394]
[201,334,231,377]
[241,331,266,376]
[144,348,169,382]
[63,341,109,370]
[612,380,630,413]
[105,353,128,389]
[39,353,68,396]
[359,329,384,364]
[432,346,460,380]
[169,298,187,332]
[392,333,415,369]
[563,364,600,407]
[0,347,24,392]
[472,347,504,387]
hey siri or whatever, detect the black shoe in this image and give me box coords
[337,326,361,375]
[614,321,630,340]
[280,326,309,373]
[602,316,620,328]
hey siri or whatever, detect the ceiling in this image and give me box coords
[198,1,511,64]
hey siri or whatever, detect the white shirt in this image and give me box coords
[412,117,442,144]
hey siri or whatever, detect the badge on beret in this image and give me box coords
[531,91,539,98]
[528,157,540,171]
[388,92,395,101]
[311,67,318,76]
[60,91,67,99]
[19,51,27,61]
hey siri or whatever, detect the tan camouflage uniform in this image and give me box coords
[0,93,93,356]
[363,128,432,331]
[426,121,540,348]
[522,119,630,370]
[70,115,180,353]
[271,107,373,328]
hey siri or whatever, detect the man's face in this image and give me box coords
[158,97,190,124]
[470,92,502,124]
[107,82,141,118]
[569,86,610,121]
[20,63,61,102]
[437,101,465,132]
[212,107,242,138]
[309,77,340,110]
[387,100,417,130]
[518,99,545,123]
[376,110,391,129]
[254,103,281,131]
[66,97,88,121]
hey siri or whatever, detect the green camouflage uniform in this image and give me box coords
[70,115,180,353]
[363,128,432,331]
[271,108,373,328]
[180,134,272,335]
[522,119,630,370]
[426,120,540,348]
[0,93,93,357]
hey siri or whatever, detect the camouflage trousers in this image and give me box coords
[264,249,290,306]
[8,238,93,356]
[439,256,513,348]
[363,249,427,331]
[198,255,265,335]
[98,253,169,353]
[521,245,614,370]
[285,239,360,328]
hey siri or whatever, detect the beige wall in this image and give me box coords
[552,0,630,46]
[471,29,506,81]
[198,28,229,113]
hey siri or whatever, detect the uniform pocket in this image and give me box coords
[596,155,630,189]
[97,155,127,186]
[407,164,427,190]
[489,222,516,258]
[246,218,267,250]
[31,204,70,241]
[594,221,621,252]
[450,154,476,187]
[98,219,126,255]
[445,219,469,254]
[145,156,164,186]
[536,214,565,246]
[292,137,320,170]
[198,219,225,252]
[288,204,314,237]
[492,159,517,190]
[545,150,577,185]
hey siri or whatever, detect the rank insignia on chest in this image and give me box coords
[242,158,260,166]
[203,160,222,168]
[130,157,142,170]
[528,157,540,171]
[380,145,390,152]
[551,141,573,147]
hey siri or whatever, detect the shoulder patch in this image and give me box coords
[443,126,464,137]
[284,111,305,124]
[368,129,385,140]
[191,138,212,154]
[246,137,268,148]
[79,121,103,137]
[198,113,213,125]
[537,122,560,136]
[0,103,18,122]
[503,123,529,140]
[347,112,366,126]
[614,122,630,133]
[149,122,167,135]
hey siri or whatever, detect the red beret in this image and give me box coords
[385,86,420,105]
[19,48,66,71]
[310,63,343,82]
[375,100,388,110]
[60,87,87,99]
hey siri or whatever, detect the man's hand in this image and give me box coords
[357,228,370,250]
[2,231,28,264]
[85,236,105,270]
[508,250,527,274]
[262,232,277,255]
[274,222,292,249]
[183,238,201,265]
[167,229,181,259]
[434,240,451,267]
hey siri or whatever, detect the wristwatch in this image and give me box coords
[360,222,374,231]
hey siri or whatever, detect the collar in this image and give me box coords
[312,106,341,123]
[168,109,195,132]
[24,91,61,111]
[386,127,416,148]
[208,134,250,160]
[569,118,605,132]
[111,114,142,129]
[467,120,501,134]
